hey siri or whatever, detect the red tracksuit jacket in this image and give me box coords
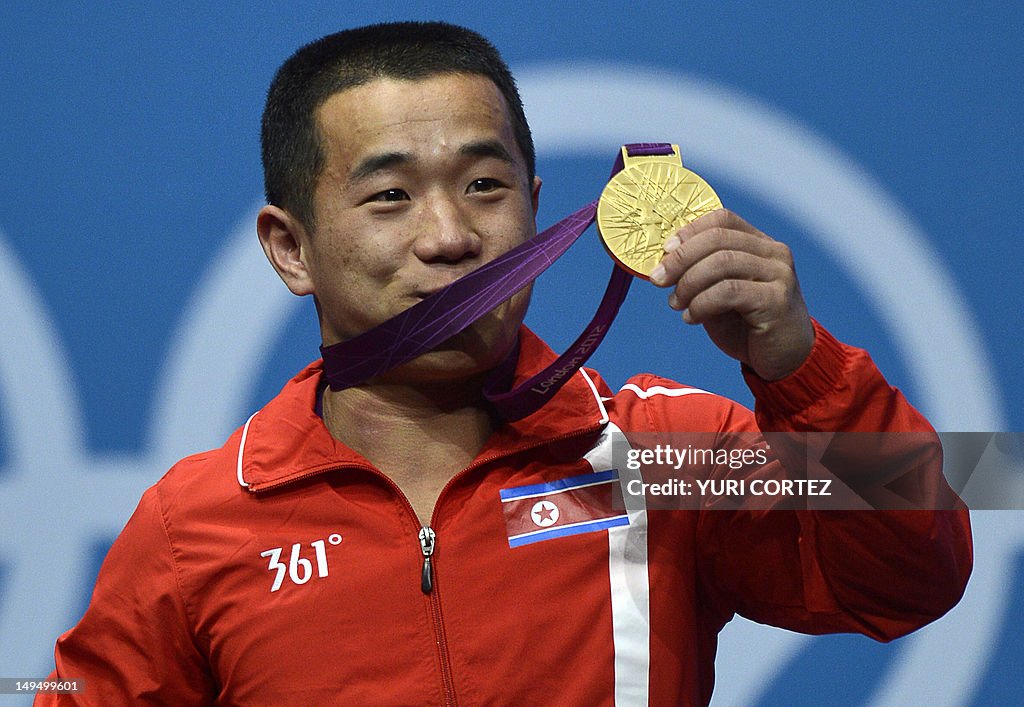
[41,323,971,705]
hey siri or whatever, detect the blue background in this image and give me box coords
[1,2,1021,704]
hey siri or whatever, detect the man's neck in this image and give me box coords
[321,378,495,525]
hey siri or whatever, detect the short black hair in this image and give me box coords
[261,21,536,229]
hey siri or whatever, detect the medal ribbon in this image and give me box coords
[320,143,677,420]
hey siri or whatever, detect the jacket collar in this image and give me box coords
[237,327,610,491]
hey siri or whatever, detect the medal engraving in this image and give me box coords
[598,162,722,278]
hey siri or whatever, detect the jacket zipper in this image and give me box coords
[419,526,436,594]
[418,525,456,705]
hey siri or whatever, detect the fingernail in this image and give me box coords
[663,235,681,253]
[668,293,680,310]
[649,264,667,285]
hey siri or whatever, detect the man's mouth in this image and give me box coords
[412,277,469,301]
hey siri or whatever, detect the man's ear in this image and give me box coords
[256,205,315,296]
[531,176,542,217]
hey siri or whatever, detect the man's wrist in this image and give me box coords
[743,320,848,415]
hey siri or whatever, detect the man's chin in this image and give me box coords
[369,321,518,386]
[390,337,513,382]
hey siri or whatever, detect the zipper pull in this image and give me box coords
[419,526,436,594]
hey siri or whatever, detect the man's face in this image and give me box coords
[302,73,540,382]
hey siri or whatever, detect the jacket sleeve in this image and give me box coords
[695,320,972,641]
[36,485,216,706]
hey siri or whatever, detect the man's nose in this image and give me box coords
[413,195,483,263]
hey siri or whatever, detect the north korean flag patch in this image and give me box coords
[499,470,629,548]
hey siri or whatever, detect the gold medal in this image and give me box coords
[597,144,722,279]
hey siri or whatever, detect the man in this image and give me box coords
[40,22,970,705]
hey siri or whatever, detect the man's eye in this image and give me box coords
[467,178,502,194]
[369,188,409,202]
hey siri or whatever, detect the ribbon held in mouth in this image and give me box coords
[320,143,721,421]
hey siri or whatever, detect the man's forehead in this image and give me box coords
[314,74,522,171]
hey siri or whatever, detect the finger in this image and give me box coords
[667,249,791,311]
[663,208,767,252]
[682,279,787,326]
[653,228,788,287]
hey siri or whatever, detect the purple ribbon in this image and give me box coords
[321,143,676,420]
